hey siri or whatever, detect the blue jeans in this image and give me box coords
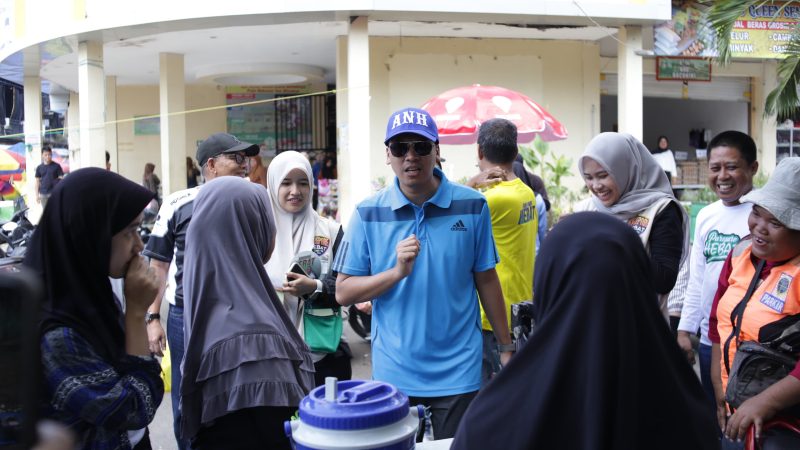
[720,437,744,450]
[698,343,717,416]
[167,304,189,450]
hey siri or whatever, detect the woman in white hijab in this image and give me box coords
[575,132,689,318]
[266,150,352,386]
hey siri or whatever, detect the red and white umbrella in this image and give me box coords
[421,84,568,145]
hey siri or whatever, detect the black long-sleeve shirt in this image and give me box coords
[649,202,684,294]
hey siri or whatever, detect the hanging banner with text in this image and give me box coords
[654,0,800,59]
[656,57,712,81]
[225,84,313,146]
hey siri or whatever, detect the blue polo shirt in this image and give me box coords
[333,168,498,396]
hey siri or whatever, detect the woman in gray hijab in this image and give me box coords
[180,176,314,450]
[574,132,689,319]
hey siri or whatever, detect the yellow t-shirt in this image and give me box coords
[480,178,537,331]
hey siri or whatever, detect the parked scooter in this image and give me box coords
[0,208,35,259]
[347,303,372,342]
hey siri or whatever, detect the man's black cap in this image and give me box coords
[196,133,259,166]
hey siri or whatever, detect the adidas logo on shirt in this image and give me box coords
[451,220,467,231]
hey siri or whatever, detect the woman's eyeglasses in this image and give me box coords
[387,141,434,158]
[218,152,248,165]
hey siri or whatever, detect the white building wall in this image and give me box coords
[112,84,225,183]
[366,37,601,192]
[2,0,670,62]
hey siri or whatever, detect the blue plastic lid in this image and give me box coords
[299,380,410,430]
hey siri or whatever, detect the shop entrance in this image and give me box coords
[600,73,750,192]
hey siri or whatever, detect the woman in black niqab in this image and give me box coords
[25,167,154,360]
[451,211,718,450]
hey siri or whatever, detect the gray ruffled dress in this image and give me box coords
[179,176,315,440]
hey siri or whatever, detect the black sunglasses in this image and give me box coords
[387,141,435,158]
[217,152,248,165]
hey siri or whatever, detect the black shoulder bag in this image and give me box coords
[724,259,800,416]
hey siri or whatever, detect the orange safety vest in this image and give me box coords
[717,239,800,391]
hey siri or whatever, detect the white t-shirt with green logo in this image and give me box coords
[678,200,752,345]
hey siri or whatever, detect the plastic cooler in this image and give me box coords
[285,378,423,450]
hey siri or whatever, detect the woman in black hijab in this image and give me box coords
[24,167,164,449]
[451,211,717,450]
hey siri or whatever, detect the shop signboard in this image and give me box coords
[225,84,313,148]
[654,0,800,59]
[656,56,712,81]
[134,116,160,135]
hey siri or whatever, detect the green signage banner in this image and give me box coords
[655,0,800,59]
[656,57,712,81]
[134,116,160,135]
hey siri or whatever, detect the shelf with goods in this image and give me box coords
[675,159,708,188]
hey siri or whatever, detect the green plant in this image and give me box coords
[371,176,387,193]
[753,171,768,189]
[680,185,717,204]
[519,136,582,227]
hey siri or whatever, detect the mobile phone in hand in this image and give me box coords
[289,262,308,277]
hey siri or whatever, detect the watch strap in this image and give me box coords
[497,342,516,352]
[145,312,161,324]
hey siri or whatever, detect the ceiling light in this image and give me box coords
[195,63,325,86]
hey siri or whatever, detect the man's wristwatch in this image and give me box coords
[145,312,160,324]
[497,342,516,353]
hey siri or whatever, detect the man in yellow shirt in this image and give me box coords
[470,118,537,383]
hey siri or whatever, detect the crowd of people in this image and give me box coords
[13,104,800,449]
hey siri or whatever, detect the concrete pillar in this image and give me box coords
[159,52,187,196]
[617,26,643,142]
[751,60,778,173]
[67,92,80,168]
[23,75,42,207]
[105,76,118,172]
[335,36,350,221]
[582,42,601,142]
[341,16,371,224]
[77,41,106,168]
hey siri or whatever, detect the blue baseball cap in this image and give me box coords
[384,107,439,145]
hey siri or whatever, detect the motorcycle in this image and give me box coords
[0,208,35,260]
[347,303,372,342]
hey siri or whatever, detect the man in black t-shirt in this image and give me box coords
[34,146,64,208]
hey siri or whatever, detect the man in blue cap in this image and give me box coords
[334,107,513,440]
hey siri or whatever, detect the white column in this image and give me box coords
[159,52,187,196]
[335,36,350,222]
[78,41,106,168]
[23,75,42,207]
[342,15,371,224]
[67,92,80,168]
[752,60,778,173]
[105,76,118,172]
[617,26,643,141]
